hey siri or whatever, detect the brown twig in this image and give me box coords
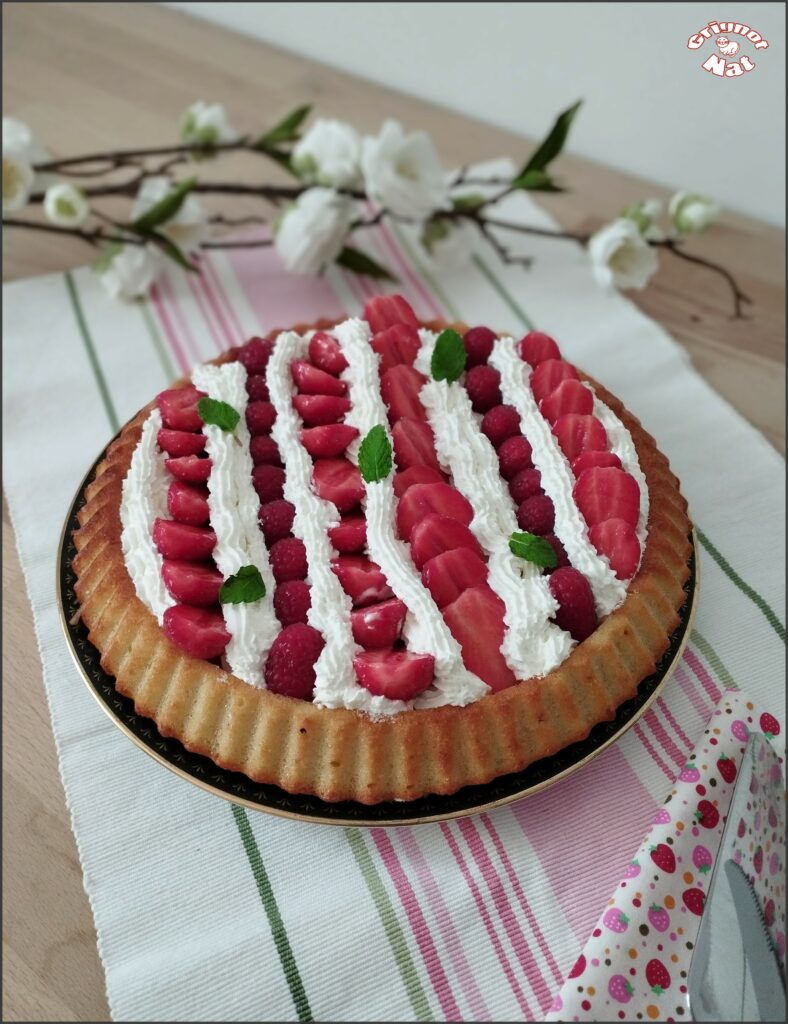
[657,238,752,319]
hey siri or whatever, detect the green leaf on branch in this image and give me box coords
[451,193,486,211]
[517,99,582,180]
[129,177,197,234]
[335,246,397,281]
[255,104,312,148]
[509,169,566,192]
[148,231,199,272]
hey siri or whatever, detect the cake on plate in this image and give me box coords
[72,294,692,804]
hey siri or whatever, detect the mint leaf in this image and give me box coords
[518,100,582,179]
[336,245,397,281]
[198,397,240,432]
[255,104,312,148]
[509,531,558,569]
[358,425,392,483]
[220,565,266,604]
[129,177,197,234]
[431,328,466,383]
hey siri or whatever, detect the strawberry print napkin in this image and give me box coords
[544,690,785,1023]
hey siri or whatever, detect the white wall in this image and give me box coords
[165,2,785,225]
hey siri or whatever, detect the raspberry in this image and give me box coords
[258,499,295,545]
[252,464,285,503]
[273,580,312,626]
[250,435,281,466]
[246,374,270,402]
[497,435,533,479]
[548,567,597,642]
[509,467,542,504]
[463,326,496,368]
[269,536,308,582]
[517,493,555,534]
[481,404,521,448]
[238,336,273,374]
[465,365,502,413]
[264,623,324,700]
[246,401,277,435]
[543,533,570,571]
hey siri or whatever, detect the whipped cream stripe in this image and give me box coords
[191,362,279,688]
[120,408,176,624]
[490,341,627,618]
[335,318,489,709]
[415,330,572,678]
[267,331,369,711]
[590,394,650,549]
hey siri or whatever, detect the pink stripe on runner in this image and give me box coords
[633,723,674,780]
[194,264,238,351]
[458,817,548,1012]
[657,696,694,750]
[675,665,714,722]
[374,218,444,321]
[371,830,462,1021]
[203,257,246,343]
[149,283,191,376]
[186,273,224,354]
[643,708,686,767]
[684,649,722,703]
[440,822,532,1018]
[398,831,491,1022]
[511,744,656,943]
[479,814,564,990]
[157,273,204,365]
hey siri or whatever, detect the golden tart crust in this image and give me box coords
[72,320,693,805]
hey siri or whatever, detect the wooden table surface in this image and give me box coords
[2,3,785,1021]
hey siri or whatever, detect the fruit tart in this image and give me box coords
[72,294,692,804]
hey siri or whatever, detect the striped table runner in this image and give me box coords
[3,162,784,1022]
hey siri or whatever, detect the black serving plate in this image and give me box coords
[59,444,698,826]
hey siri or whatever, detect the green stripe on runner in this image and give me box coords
[471,253,535,330]
[344,828,433,1021]
[139,299,178,384]
[691,629,738,691]
[388,222,463,322]
[231,806,313,1021]
[64,271,119,433]
[697,528,785,643]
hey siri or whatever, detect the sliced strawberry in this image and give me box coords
[421,548,488,608]
[246,401,277,435]
[589,518,641,579]
[311,458,365,513]
[250,435,282,466]
[165,455,212,484]
[380,364,427,422]
[162,559,223,606]
[167,480,210,526]
[309,330,348,376]
[353,649,434,701]
[331,556,394,607]
[573,467,640,529]
[328,515,367,553]
[443,585,516,691]
[290,359,348,397]
[552,414,608,462]
[392,418,441,472]
[163,604,230,659]
[157,386,205,432]
[409,513,483,570]
[363,294,419,332]
[539,379,594,424]
[371,323,421,373]
[292,394,351,426]
[548,567,597,642]
[518,331,561,367]
[393,466,445,498]
[157,428,206,457]
[396,482,474,541]
[530,359,580,404]
[153,518,216,561]
[571,450,622,477]
[351,598,408,648]
[300,423,359,458]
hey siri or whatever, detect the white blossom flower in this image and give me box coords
[361,120,449,220]
[418,218,473,272]
[669,191,720,234]
[621,198,663,239]
[131,176,209,252]
[97,244,163,301]
[292,119,361,188]
[274,187,354,275]
[180,101,236,146]
[588,218,659,291]
[2,117,49,212]
[43,182,89,227]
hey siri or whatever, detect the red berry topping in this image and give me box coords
[530,359,579,404]
[518,331,561,367]
[548,567,597,642]
[330,556,394,607]
[509,467,542,505]
[299,423,359,458]
[158,428,206,458]
[327,515,367,553]
[292,394,351,426]
[311,458,365,513]
[246,401,277,435]
[163,604,230,660]
[353,649,435,701]
[552,414,608,462]
[497,434,533,479]
[257,499,295,545]
[246,374,270,402]
[252,464,285,503]
[165,455,212,484]
[264,623,324,700]
[539,379,594,424]
[269,536,308,582]
[157,386,205,432]
[517,494,555,534]
[362,294,419,333]
[409,512,484,569]
[381,364,428,422]
[396,482,474,541]
[573,467,640,528]
[392,418,441,473]
[589,518,641,579]
[443,585,516,691]
[571,450,622,477]
[543,533,570,571]
[249,435,282,466]
[421,548,489,608]
[162,559,223,606]
[290,359,348,397]
[481,404,521,448]
[371,323,421,373]
[238,336,273,374]
[465,364,502,413]
[167,480,210,526]
[351,598,408,648]
[308,331,348,376]
[153,519,216,561]
[463,326,496,367]
[273,580,312,627]
[393,466,445,498]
